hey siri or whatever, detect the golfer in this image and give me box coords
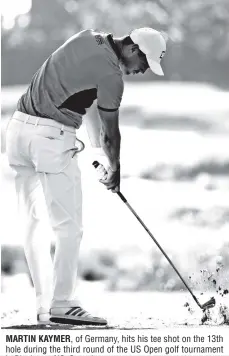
[6,28,166,325]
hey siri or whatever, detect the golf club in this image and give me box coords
[93,161,215,311]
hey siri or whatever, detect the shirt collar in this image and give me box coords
[107,34,121,60]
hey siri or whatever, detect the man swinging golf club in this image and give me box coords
[6,27,167,326]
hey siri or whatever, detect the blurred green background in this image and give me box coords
[2,0,229,88]
[1,0,229,296]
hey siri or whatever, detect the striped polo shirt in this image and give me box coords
[17,29,124,128]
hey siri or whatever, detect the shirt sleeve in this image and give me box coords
[97,74,124,112]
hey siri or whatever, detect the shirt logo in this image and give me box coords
[160,50,166,59]
[95,35,104,45]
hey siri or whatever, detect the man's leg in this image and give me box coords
[15,170,53,315]
[38,156,82,305]
[38,156,107,325]
[6,116,54,322]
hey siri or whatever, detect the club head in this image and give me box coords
[201,297,216,311]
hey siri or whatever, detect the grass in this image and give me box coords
[1,279,229,329]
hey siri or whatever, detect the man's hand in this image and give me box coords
[99,166,120,192]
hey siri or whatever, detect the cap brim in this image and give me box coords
[147,58,164,76]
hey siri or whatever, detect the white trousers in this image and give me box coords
[6,111,83,312]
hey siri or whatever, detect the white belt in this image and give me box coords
[12,111,76,134]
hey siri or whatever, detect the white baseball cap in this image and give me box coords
[130,28,166,76]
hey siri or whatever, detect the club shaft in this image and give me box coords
[117,192,201,308]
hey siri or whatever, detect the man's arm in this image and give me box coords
[98,109,121,191]
[84,107,101,148]
[99,109,120,171]
[96,72,124,190]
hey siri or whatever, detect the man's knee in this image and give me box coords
[52,221,83,238]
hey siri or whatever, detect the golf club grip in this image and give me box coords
[92,161,125,198]
[93,161,100,169]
